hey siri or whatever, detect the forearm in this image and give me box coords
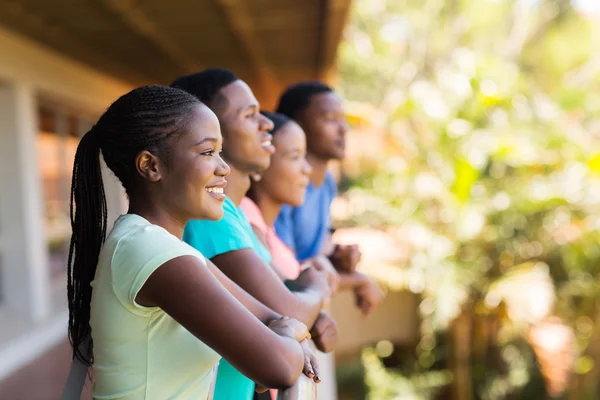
[338,271,369,291]
[256,336,305,389]
[206,258,280,324]
[285,288,325,327]
[211,250,326,328]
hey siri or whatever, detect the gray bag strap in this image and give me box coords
[61,339,90,400]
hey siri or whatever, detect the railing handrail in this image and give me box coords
[277,374,318,400]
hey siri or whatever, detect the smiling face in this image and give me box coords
[152,104,231,221]
[257,121,312,207]
[214,80,275,174]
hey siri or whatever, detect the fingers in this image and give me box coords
[255,385,269,393]
[269,316,311,341]
[303,353,315,379]
[311,314,338,353]
[313,327,337,352]
[310,352,321,383]
[300,340,322,383]
[310,312,332,337]
[300,340,316,380]
[292,320,310,341]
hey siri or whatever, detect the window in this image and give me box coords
[37,103,94,281]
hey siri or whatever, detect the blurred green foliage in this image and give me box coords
[335,0,600,398]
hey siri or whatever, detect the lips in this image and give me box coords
[260,134,275,154]
[205,180,227,201]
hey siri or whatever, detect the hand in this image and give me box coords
[268,316,311,342]
[294,266,332,308]
[354,278,384,316]
[300,340,321,383]
[311,255,341,294]
[330,244,361,274]
[310,311,338,353]
[255,385,269,393]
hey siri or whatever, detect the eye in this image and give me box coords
[246,111,256,119]
[201,150,215,156]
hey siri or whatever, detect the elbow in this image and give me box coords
[272,365,302,390]
[263,344,304,389]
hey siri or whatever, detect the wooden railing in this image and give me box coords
[278,340,319,400]
[277,374,318,400]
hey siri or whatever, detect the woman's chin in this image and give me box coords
[196,208,224,222]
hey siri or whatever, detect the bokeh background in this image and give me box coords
[333,0,600,399]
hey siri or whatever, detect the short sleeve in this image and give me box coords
[183,198,255,260]
[274,205,296,251]
[111,224,202,315]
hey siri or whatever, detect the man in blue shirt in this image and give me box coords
[274,81,384,400]
[275,81,384,313]
[172,70,337,399]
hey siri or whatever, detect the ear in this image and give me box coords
[135,150,163,183]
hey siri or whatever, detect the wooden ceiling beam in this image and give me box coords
[317,0,353,82]
[101,0,203,76]
[212,0,282,107]
[0,0,150,84]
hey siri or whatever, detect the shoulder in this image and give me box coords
[107,216,206,311]
[324,171,337,196]
[114,215,195,259]
[183,197,256,259]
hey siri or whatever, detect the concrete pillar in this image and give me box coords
[0,81,50,321]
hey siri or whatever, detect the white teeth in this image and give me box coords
[206,187,224,194]
[261,140,272,146]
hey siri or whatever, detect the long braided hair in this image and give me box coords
[67,85,201,365]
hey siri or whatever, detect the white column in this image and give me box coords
[0,81,51,322]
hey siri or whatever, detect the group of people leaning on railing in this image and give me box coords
[63,69,384,400]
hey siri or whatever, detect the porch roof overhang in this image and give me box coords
[0,0,352,108]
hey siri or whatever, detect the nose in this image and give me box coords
[216,156,231,177]
[302,158,312,176]
[339,118,349,135]
[260,113,275,132]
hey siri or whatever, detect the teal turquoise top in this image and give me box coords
[183,197,272,400]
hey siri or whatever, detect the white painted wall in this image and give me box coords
[0,24,132,381]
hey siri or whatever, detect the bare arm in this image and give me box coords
[250,224,288,282]
[137,255,305,389]
[205,257,322,382]
[338,271,369,290]
[211,249,328,327]
[204,257,281,323]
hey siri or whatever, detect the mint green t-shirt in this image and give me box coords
[183,196,272,400]
[90,214,221,400]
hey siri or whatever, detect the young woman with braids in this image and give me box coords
[66,85,319,399]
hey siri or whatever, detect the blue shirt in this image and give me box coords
[183,196,271,400]
[274,171,337,262]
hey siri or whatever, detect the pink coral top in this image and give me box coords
[240,197,301,280]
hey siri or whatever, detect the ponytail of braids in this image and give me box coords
[67,127,107,365]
